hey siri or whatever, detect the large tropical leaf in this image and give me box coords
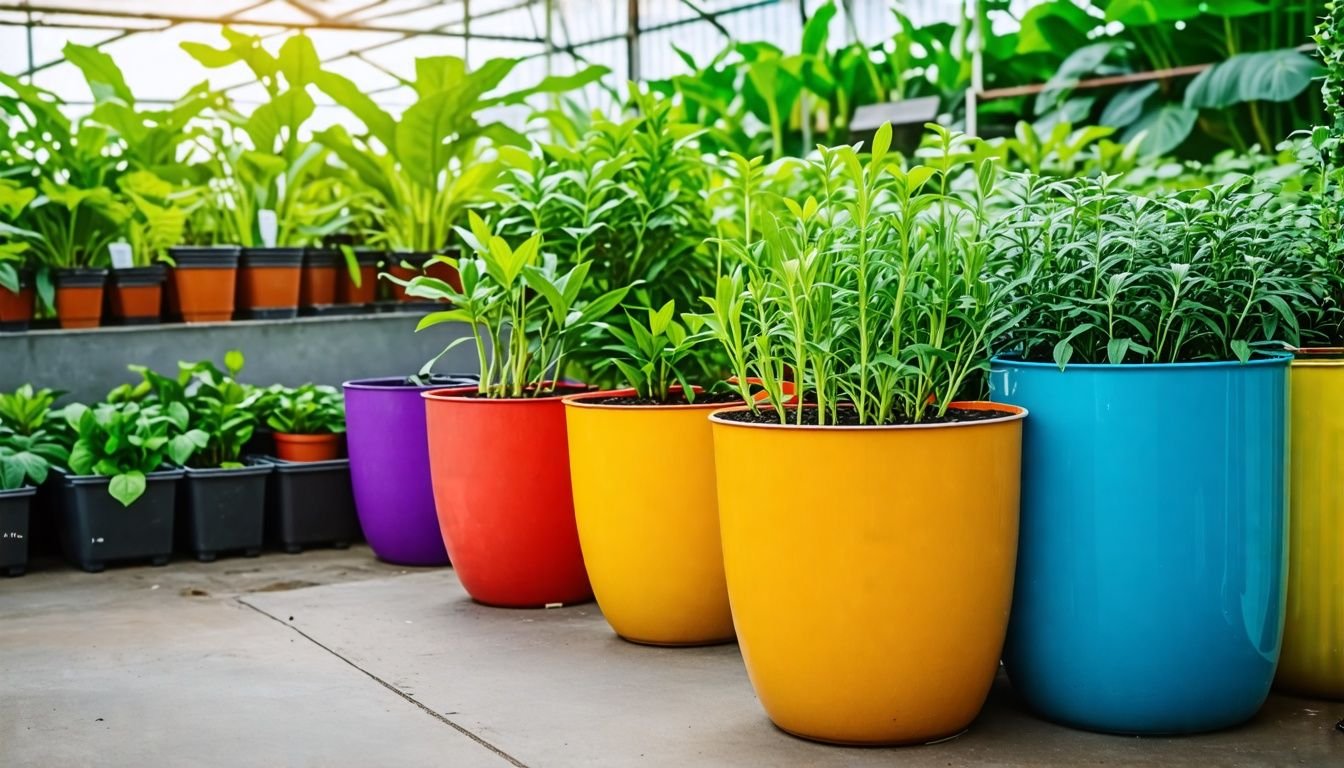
[1099,82,1160,128]
[277,34,321,88]
[1123,104,1198,156]
[63,43,134,105]
[1185,49,1321,110]
[313,71,397,150]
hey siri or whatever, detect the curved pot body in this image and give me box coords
[301,249,339,308]
[168,247,239,323]
[238,248,302,318]
[424,387,592,607]
[990,356,1289,734]
[0,282,35,330]
[711,402,1025,745]
[1275,354,1344,700]
[273,432,343,463]
[565,390,735,646]
[54,268,107,329]
[343,377,456,566]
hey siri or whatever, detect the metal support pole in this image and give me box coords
[966,0,983,137]
[463,0,470,62]
[626,0,640,82]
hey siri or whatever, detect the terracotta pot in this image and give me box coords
[107,265,166,325]
[423,385,592,607]
[168,246,240,323]
[338,250,381,305]
[0,276,35,331]
[238,248,302,319]
[53,268,108,329]
[300,249,339,308]
[273,432,344,463]
[386,251,460,302]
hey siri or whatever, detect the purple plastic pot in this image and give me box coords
[343,375,476,566]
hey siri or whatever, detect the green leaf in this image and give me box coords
[1099,82,1159,128]
[277,34,321,88]
[63,43,134,105]
[1185,50,1321,110]
[1122,104,1198,157]
[109,471,146,507]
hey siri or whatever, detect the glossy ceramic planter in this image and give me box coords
[273,432,343,463]
[990,356,1290,734]
[237,248,302,319]
[107,265,165,325]
[565,390,736,646]
[710,402,1025,745]
[54,268,107,329]
[343,376,475,566]
[1275,352,1344,700]
[424,387,592,607]
[168,246,239,323]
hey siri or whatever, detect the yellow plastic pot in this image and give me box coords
[711,402,1026,745]
[1276,353,1344,700]
[565,390,736,646]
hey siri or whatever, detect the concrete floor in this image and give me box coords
[1,549,1340,767]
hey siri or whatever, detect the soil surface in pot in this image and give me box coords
[718,405,1016,426]
[582,392,745,407]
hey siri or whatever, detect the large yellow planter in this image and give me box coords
[711,402,1026,745]
[1276,354,1344,700]
[565,391,735,646]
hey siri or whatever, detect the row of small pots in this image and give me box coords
[0,247,460,331]
[0,431,354,575]
[342,351,1341,746]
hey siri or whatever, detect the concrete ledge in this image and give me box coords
[0,312,478,402]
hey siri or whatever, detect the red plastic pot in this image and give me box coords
[54,268,107,329]
[273,432,343,463]
[238,248,302,319]
[107,265,166,325]
[423,386,593,607]
[300,249,339,308]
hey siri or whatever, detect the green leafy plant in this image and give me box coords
[61,401,208,506]
[408,212,630,398]
[118,171,203,266]
[0,426,67,491]
[703,123,1020,426]
[257,384,344,435]
[0,180,40,294]
[599,301,711,403]
[1321,0,1344,160]
[993,173,1340,366]
[0,384,63,436]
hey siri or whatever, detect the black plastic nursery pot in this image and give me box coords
[0,486,36,577]
[56,468,183,573]
[263,457,361,553]
[177,462,273,562]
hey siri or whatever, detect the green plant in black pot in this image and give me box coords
[60,401,207,506]
[256,384,345,463]
[0,384,63,436]
[0,426,67,491]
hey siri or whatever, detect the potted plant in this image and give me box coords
[0,425,66,576]
[564,302,740,645]
[183,32,356,320]
[115,352,271,562]
[257,384,345,462]
[343,372,475,567]
[109,172,199,325]
[987,173,1324,733]
[702,125,1026,745]
[0,180,40,331]
[54,400,206,571]
[25,180,127,329]
[1276,7,1344,703]
[312,53,606,304]
[411,212,630,608]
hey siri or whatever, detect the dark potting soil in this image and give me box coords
[583,391,746,407]
[717,405,1016,426]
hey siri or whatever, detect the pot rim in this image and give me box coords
[272,431,344,442]
[708,400,1027,431]
[563,386,745,411]
[1287,347,1344,367]
[343,375,477,391]
[422,382,588,403]
[991,351,1292,371]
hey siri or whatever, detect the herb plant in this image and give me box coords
[409,212,630,398]
[61,401,208,506]
[599,301,711,403]
[992,174,1339,366]
[257,384,345,435]
[704,124,1020,426]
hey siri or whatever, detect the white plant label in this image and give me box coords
[109,242,134,269]
[259,209,278,248]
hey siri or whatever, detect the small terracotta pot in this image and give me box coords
[338,250,381,306]
[300,249,339,308]
[273,432,344,463]
[238,248,302,319]
[386,251,461,302]
[107,265,166,325]
[168,246,240,323]
[0,277,35,331]
[54,268,108,329]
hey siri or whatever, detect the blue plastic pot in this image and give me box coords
[989,355,1290,735]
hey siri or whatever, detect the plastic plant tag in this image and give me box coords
[259,210,278,248]
[109,242,133,269]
